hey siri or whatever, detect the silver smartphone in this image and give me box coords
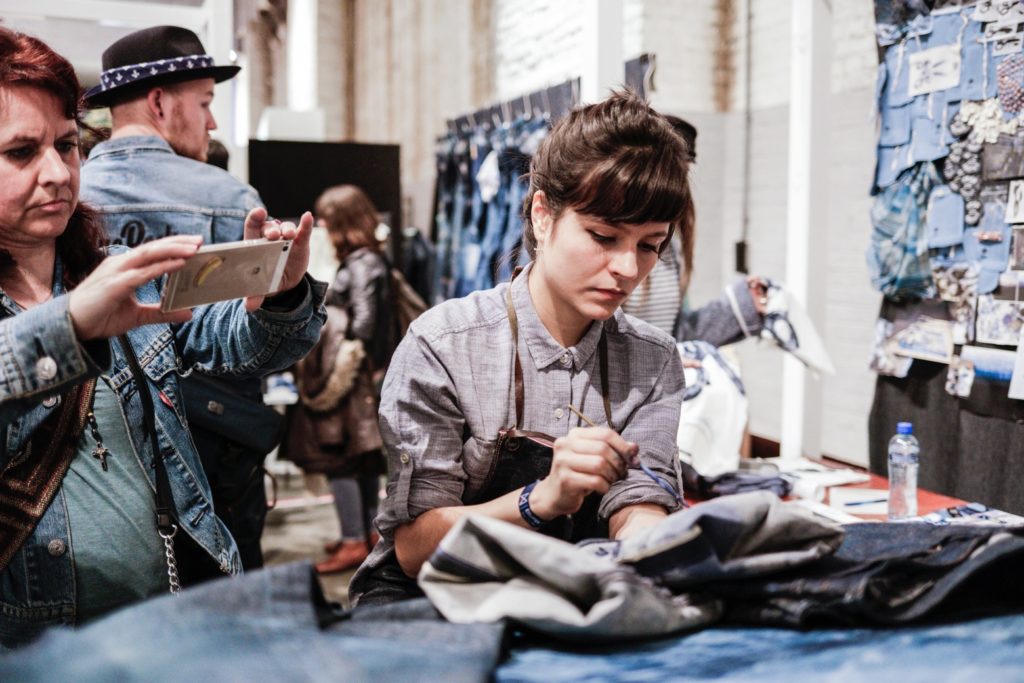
[160,238,291,312]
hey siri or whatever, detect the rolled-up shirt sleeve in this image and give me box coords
[598,348,685,519]
[375,327,468,535]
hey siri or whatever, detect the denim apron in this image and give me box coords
[357,285,613,603]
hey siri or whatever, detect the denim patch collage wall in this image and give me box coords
[870,0,1024,394]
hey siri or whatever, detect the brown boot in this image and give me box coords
[323,539,344,555]
[315,540,370,574]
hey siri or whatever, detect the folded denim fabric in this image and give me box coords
[419,514,723,641]
[680,461,793,499]
[419,493,843,640]
[614,492,843,590]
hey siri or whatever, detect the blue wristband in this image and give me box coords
[518,479,544,529]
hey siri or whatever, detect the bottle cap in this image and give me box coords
[896,421,913,435]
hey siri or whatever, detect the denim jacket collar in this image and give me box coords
[88,135,177,160]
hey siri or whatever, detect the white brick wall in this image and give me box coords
[493,0,583,100]
[646,0,880,464]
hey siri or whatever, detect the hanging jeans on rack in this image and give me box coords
[472,145,517,292]
[496,176,529,282]
[454,135,491,298]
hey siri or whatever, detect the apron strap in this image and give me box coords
[505,283,525,429]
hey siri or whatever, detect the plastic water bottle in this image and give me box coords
[887,422,920,520]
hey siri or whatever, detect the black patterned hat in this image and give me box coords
[84,25,240,108]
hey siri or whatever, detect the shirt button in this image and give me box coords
[554,408,564,420]
[560,353,571,367]
[42,396,60,409]
[47,539,66,557]
[36,357,58,382]
[400,452,410,465]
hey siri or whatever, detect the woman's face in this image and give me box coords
[532,195,669,327]
[0,85,79,251]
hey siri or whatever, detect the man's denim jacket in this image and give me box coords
[0,252,327,646]
[80,135,262,246]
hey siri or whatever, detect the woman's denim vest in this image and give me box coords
[0,252,326,647]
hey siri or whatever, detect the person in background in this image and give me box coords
[621,114,768,346]
[0,26,326,648]
[349,91,688,605]
[206,137,229,170]
[79,26,276,570]
[312,185,394,574]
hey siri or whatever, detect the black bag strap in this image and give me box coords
[117,335,176,535]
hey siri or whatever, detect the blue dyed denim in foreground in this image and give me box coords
[0,562,503,683]
[498,614,1024,683]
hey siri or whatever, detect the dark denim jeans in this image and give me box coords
[708,522,1024,626]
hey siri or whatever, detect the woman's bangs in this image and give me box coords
[572,147,688,226]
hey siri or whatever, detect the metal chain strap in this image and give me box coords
[160,525,181,595]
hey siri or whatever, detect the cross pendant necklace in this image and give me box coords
[86,408,110,472]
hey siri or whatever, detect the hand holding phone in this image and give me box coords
[160,238,292,312]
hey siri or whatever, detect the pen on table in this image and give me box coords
[841,497,889,507]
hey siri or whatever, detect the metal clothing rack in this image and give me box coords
[444,53,654,135]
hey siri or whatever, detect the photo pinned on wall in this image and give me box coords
[994,34,1024,57]
[945,355,976,398]
[961,344,1017,382]
[952,299,976,345]
[983,21,1024,43]
[1008,327,1024,398]
[908,44,962,97]
[974,0,1000,21]
[996,0,1024,21]
[1005,179,1024,223]
[976,293,1024,345]
[870,318,914,378]
[886,315,955,364]
[1012,226,1024,269]
[981,131,1024,181]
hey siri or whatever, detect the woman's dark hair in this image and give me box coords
[314,185,381,262]
[522,90,692,261]
[0,26,105,285]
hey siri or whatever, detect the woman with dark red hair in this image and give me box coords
[0,27,325,648]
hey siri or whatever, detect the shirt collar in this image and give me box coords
[510,262,605,371]
[87,135,176,160]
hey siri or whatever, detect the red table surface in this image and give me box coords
[827,470,966,520]
[685,460,967,521]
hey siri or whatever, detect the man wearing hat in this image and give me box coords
[80,26,279,571]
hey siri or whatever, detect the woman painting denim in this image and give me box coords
[350,92,689,605]
[0,27,326,648]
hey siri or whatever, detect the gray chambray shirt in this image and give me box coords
[351,264,685,598]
